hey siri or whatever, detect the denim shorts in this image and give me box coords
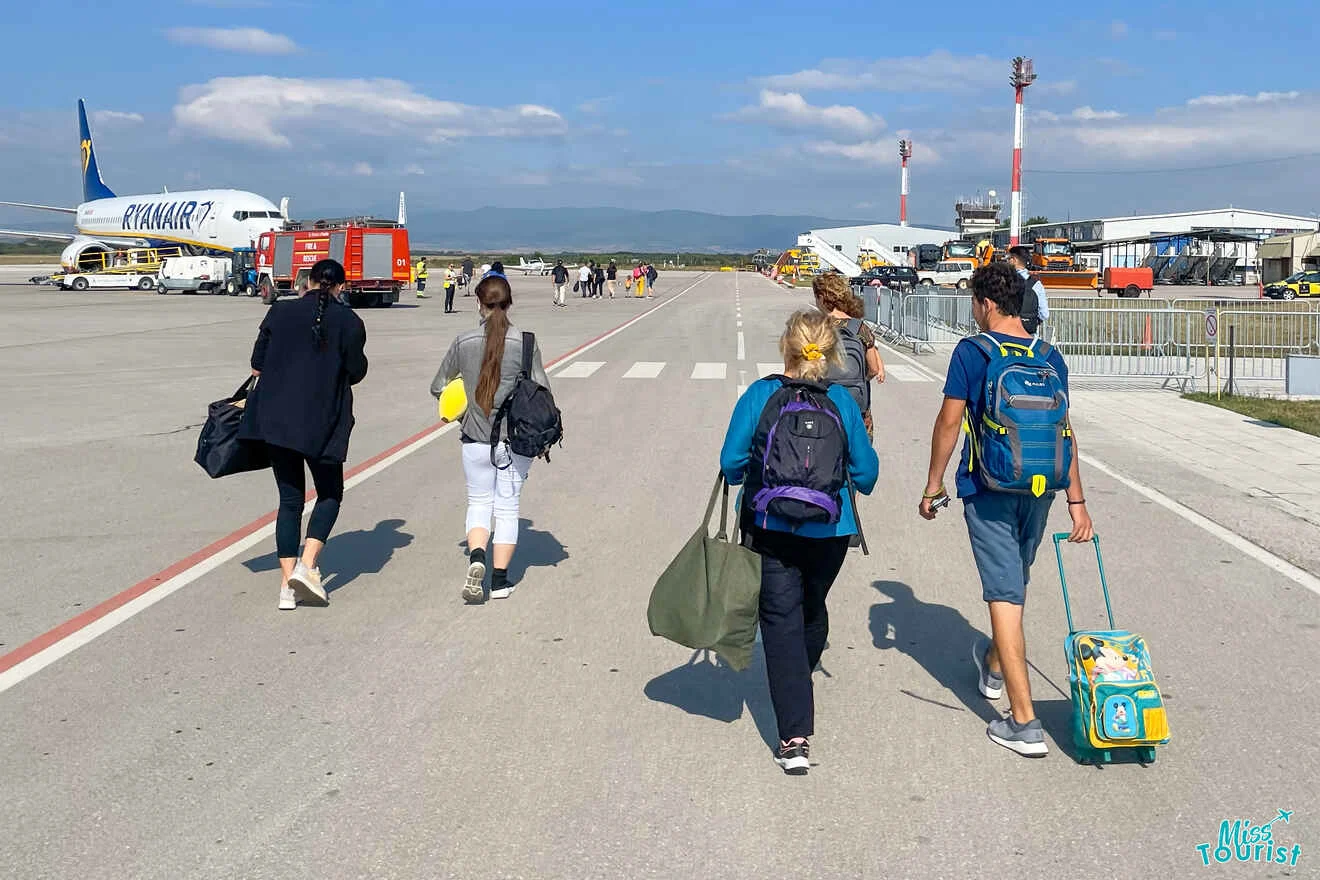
[962,491,1056,605]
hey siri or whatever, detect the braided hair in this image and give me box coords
[308,259,346,350]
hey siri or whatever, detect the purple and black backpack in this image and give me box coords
[748,378,848,526]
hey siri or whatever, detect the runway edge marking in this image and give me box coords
[0,273,712,694]
[874,335,1320,598]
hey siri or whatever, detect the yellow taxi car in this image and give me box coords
[1264,270,1320,299]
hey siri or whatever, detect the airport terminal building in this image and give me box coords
[1016,208,1319,276]
[798,222,955,265]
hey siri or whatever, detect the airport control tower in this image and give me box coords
[955,193,1002,239]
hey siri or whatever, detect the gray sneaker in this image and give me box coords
[987,716,1048,757]
[972,636,1003,699]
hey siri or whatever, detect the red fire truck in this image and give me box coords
[255,217,410,307]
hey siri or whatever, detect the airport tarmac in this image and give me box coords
[1,271,1317,878]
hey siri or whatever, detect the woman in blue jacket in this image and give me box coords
[720,309,879,775]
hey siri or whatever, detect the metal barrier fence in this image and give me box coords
[865,286,1320,392]
[1214,309,1320,386]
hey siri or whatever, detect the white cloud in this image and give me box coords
[809,138,941,166]
[1071,106,1125,120]
[173,77,567,148]
[1110,20,1129,39]
[165,27,299,54]
[1035,110,1061,122]
[92,110,144,125]
[731,90,885,137]
[1187,90,1300,107]
[352,162,373,177]
[403,164,426,176]
[755,51,1002,93]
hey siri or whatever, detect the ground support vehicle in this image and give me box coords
[255,218,410,307]
[156,256,232,294]
[1100,267,1154,298]
[226,247,259,296]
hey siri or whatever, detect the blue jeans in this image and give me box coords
[962,491,1055,605]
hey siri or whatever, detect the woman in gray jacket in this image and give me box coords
[431,271,550,604]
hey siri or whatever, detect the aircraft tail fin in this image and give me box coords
[78,99,116,202]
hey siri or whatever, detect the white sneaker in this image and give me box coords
[288,561,328,606]
[462,559,486,604]
[489,583,517,600]
[278,586,296,611]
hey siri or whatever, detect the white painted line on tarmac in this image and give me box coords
[623,361,666,379]
[885,364,936,383]
[737,332,745,361]
[691,362,728,380]
[875,336,1320,597]
[553,361,605,378]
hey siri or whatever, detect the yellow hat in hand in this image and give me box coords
[438,377,467,421]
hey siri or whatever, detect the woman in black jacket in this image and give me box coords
[239,259,369,611]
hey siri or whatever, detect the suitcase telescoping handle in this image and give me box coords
[1052,533,1115,635]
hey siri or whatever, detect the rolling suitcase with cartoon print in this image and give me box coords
[1055,533,1170,765]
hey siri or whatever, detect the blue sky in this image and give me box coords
[3,0,1319,228]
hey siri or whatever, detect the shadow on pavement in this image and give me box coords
[243,518,415,594]
[457,518,568,585]
[869,580,1001,724]
[644,648,779,752]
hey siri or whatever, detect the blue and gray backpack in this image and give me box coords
[965,333,1072,497]
[748,379,847,525]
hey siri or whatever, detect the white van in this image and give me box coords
[157,256,232,294]
[919,261,975,289]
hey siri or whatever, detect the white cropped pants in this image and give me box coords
[461,441,532,545]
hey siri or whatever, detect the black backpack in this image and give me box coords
[1020,273,1042,334]
[826,318,870,413]
[490,332,563,467]
[745,379,847,526]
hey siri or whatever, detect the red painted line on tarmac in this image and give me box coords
[0,294,684,677]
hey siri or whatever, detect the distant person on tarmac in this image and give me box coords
[633,263,645,298]
[431,270,551,604]
[919,260,1092,758]
[461,257,474,295]
[415,258,428,298]
[579,262,591,298]
[240,258,368,611]
[593,261,605,298]
[720,309,878,775]
[606,260,618,297]
[645,263,658,297]
[551,260,569,307]
[444,264,457,313]
[1006,246,1048,336]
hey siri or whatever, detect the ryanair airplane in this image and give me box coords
[0,100,287,270]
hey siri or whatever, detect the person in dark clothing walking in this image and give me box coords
[606,261,618,298]
[240,259,369,611]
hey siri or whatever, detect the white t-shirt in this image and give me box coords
[579,266,591,283]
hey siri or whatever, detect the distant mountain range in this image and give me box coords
[401,207,873,254]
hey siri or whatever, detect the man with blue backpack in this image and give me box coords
[918,261,1094,758]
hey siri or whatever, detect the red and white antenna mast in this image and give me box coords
[1009,56,1036,247]
[898,139,913,227]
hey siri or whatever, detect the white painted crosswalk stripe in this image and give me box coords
[885,364,937,383]
[623,361,666,379]
[691,362,727,380]
[555,361,605,378]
